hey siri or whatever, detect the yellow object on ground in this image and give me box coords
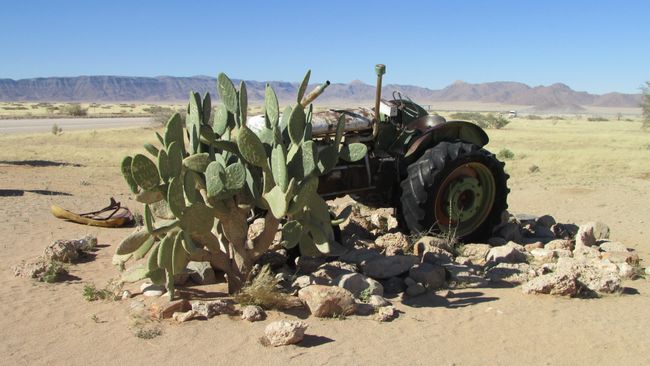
[51,198,134,228]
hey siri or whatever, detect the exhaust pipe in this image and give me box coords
[373,64,386,138]
[300,80,331,107]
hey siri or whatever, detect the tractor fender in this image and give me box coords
[404,121,489,164]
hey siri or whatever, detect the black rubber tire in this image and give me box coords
[399,141,509,242]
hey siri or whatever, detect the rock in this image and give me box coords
[292,275,327,289]
[522,272,578,296]
[600,251,639,265]
[413,236,455,255]
[187,261,217,285]
[381,277,406,294]
[487,237,508,246]
[190,300,237,318]
[151,299,191,319]
[173,310,200,323]
[355,302,375,315]
[311,261,358,284]
[573,245,602,260]
[274,265,293,284]
[536,215,556,228]
[645,267,650,276]
[367,295,390,308]
[459,244,491,265]
[524,242,545,252]
[409,263,446,290]
[404,277,417,287]
[339,248,383,266]
[616,262,635,279]
[12,257,66,281]
[241,305,266,322]
[369,209,399,234]
[443,264,488,287]
[552,249,573,258]
[373,306,397,322]
[486,263,534,284]
[44,240,79,263]
[335,273,383,298]
[264,320,308,346]
[497,223,523,243]
[454,256,473,266]
[421,247,454,265]
[530,248,555,262]
[256,250,288,270]
[531,224,555,238]
[375,232,410,255]
[545,239,573,251]
[575,222,610,247]
[598,241,628,253]
[551,223,579,239]
[555,257,622,294]
[405,282,426,296]
[298,285,356,317]
[141,283,166,297]
[486,242,528,264]
[121,290,132,300]
[362,255,419,279]
[295,256,328,275]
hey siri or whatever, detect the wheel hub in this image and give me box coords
[445,177,482,221]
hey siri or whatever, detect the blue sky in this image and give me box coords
[0,0,648,93]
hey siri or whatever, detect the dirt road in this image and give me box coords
[0,117,152,134]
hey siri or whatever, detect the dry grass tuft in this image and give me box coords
[234,265,293,310]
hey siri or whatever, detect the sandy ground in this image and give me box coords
[0,117,152,134]
[1,122,649,365]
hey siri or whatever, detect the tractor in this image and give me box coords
[271,65,510,242]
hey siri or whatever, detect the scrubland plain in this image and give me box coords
[1,111,649,365]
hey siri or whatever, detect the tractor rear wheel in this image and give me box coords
[399,141,509,242]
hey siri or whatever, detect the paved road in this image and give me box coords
[0,117,152,134]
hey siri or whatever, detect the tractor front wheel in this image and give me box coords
[399,141,509,242]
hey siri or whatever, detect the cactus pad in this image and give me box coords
[131,154,160,191]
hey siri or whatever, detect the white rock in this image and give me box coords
[298,285,356,317]
[486,242,528,264]
[241,305,266,322]
[367,295,390,308]
[599,241,628,252]
[575,222,610,247]
[141,283,166,297]
[264,320,308,346]
[617,262,636,279]
[121,290,132,300]
[373,306,398,322]
[530,248,555,262]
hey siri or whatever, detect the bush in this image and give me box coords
[526,114,543,120]
[151,108,186,127]
[642,82,650,130]
[449,112,510,129]
[61,103,88,116]
[587,116,609,122]
[497,148,515,160]
[51,124,63,136]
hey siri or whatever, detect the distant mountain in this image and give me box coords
[0,75,641,111]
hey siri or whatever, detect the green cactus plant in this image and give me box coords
[116,70,366,298]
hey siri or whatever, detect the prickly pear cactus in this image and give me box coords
[115,70,365,297]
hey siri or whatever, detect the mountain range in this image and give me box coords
[0,76,641,112]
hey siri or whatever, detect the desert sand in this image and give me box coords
[1,118,649,365]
